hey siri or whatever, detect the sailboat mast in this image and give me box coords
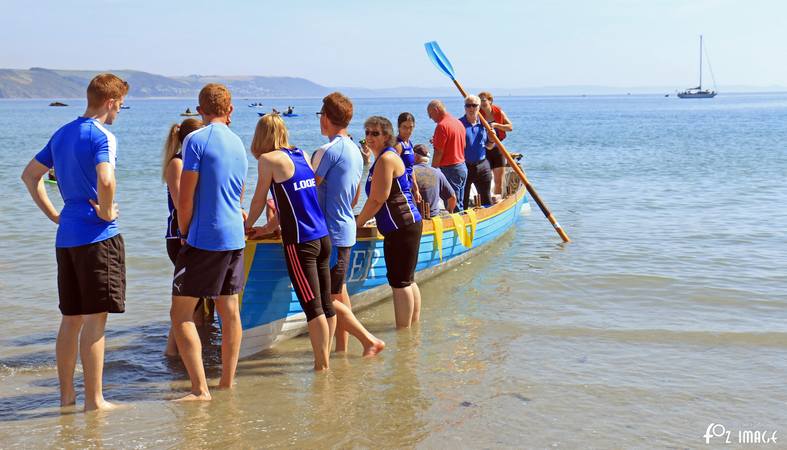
[699,35,703,90]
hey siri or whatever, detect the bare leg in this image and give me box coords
[56,315,83,407]
[307,315,331,371]
[333,301,385,357]
[81,313,116,412]
[411,282,422,324]
[493,167,504,196]
[333,285,352,352]
[164,329,178,356]
[392,286,415,329]
[214,295,242,389]
[171,295,211,401]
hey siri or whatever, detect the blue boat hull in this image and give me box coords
[237,182,529,357]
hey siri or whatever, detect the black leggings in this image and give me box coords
[383,221,423,288]
[282,236,335,321]
[464,159,493,208]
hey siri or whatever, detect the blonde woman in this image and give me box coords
[246,115,383,370]
[161,118,204,356]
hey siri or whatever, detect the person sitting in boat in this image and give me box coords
[185,107,192,114]
[48,168,57,182]
[478,91,513,197]
[356,116,423,329]
[460,95,493,208]
[245,114,335,371]
[286,106,294,115]
[271,108,280,115]
[412,144,456,217]
[393,112,422,204]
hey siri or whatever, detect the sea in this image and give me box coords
[0,93,785,448]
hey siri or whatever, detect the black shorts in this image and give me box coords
[330,246,351,295]
[382,221,423,288]
[166,238,182,265]
[486,146,506,169]
[56,234,126,316]
[283,236,335,321]
[172,244,244,298]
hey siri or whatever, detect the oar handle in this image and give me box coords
[452,79,570,242]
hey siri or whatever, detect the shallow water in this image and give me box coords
[1,94,786,448]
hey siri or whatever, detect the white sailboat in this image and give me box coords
[678,35,717,99]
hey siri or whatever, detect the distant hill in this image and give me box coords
[1,67,784,99]
[0,68,333,99]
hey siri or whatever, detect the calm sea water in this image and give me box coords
[0,94,786,448]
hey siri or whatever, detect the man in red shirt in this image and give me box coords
[427,99,467,211]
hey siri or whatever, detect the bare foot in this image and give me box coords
[173,392,211,402]
[216,382,234,390]
[313,364,329,372]
[363,339,386,357]
[85,400,129,412]
[60,394,76,407]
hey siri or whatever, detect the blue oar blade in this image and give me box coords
[424,41,456,80]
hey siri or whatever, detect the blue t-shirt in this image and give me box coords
[460,115,488,163]
[182,123,248,251]
[35,117,119,248]
[311,135,363,247]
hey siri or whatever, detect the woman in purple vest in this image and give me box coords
[356,116,423,329]
[393,112,421,204]
[161,117,206,356]
[246,115,383,370]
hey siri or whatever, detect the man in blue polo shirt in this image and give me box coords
[312,92,384,356]
[21,73,129,412]
[170,83,247,401]
[459,94,493,209]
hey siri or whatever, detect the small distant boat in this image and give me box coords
[678,35,717,99]
[282,113,299,117]
[49,102,67,107]
[180,108,199,117]
[665,94,670,97]
[248,102,264,108]
[257,112,267,117]
[120,105,131,110]
[46,169,57,185]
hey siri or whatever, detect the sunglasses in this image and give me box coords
[365,129,382,137]
[465,104,479,108]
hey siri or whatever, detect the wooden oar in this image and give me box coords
[424,41,570,243]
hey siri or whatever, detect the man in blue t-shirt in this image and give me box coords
[170,83,248,401]
[460,95,493,209]
[312,92,384,356]
[21,73,129,412]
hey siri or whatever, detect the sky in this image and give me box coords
[2,0,785,89]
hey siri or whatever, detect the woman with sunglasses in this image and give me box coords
[356,116,423,329]
[478,91,513,197]
[393,112,421,204]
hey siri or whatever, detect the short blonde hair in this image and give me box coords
[465,94,481,105]
[478,91,494,102]
[198,83,232,116]
[86,73,129,108]
[251,114,291,158]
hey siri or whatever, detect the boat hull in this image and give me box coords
[238,180,529,358]
[677,92,717,99]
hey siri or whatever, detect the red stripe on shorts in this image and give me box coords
[286,244,314,302]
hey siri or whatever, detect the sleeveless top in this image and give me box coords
[482,105,507,141]
[270,147,329,245]
[397,136,416,184]
[165,153,182,239]
[365,147,422,235]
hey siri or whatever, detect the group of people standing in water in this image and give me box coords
[20,72,512,410]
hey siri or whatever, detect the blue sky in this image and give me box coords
[2,0,784,89]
